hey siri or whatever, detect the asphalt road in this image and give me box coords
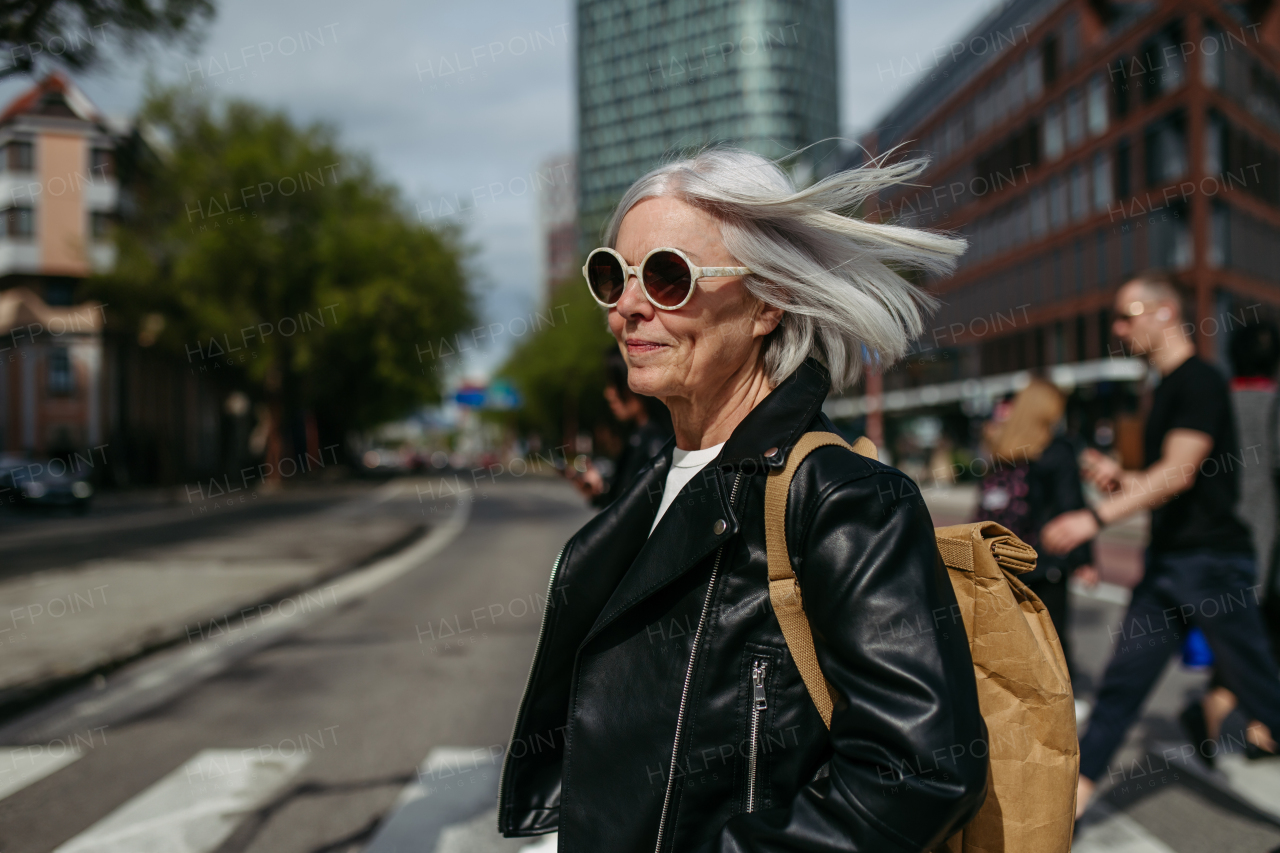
[0,476,591,853]
[0,475,1277,852]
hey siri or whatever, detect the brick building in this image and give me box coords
[832,0,1280,467]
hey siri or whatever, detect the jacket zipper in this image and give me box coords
[746,658,768,812]
[496,544,567,831]
[654,470,744,853]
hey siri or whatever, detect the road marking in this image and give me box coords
[1166,737,1280,824]
[366,746,551,852]
[1070,579,1132,606]
[53,748,308,853]
[1073,802,1177,852]
[0,488,471,745]
[1213,752,1280,821]
[0,746,81,802]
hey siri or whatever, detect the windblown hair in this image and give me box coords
[603,148,967,391]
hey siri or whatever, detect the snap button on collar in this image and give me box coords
[713,519,727,535]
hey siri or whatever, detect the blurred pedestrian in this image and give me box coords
[974,378,1094,674]
[567,347,673,507]
[1041,273,1280,819]
[1189,320,1280,760]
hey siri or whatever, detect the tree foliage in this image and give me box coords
[90,86,475,443]
[495,282,616,444]
[1,0,214,79]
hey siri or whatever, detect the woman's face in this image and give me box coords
[610,195,781,403]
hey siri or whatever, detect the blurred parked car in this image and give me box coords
[0,455,93,511]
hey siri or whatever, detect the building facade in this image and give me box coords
[837,0,1280,469]
[0,74,119,457]
[576,0,840,250]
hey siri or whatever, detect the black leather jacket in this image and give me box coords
[498,358,986,852]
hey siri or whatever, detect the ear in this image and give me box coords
[753,302,784,339]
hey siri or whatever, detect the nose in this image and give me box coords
[614,268,654,321]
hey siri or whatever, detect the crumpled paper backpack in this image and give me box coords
[763,432,1079,853]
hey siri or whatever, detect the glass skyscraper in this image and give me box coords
[576,0,839,251]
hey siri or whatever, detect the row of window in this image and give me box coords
[921,10,1087,166]
[959,150,1115,269]
[0,207,112,238]
[0,140,115,177]
[919,16,1218,187]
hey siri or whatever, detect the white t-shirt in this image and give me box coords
[649,442,726,535]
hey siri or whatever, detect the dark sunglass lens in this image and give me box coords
[642,251,692,307]
[587,253,626,303]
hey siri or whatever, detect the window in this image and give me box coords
[1062,13,1081,69]
[1043,104,1064,161]
[1096,229,1108,288]
[1087,75,1109,136]
[1070,165,1088,221]
[91,211,112,238]
[1202,20,1224,89]
[1049,175,1068,230]
[47,348,73,397]
[5,141,33,172]
[4,206,33,237]
[1025,51,1044,101]
[1115,137,1131,198]
[1210,201,1229,268]
[1145,114,1188,186]
[1093,152,1113,212]
[90,148,115,179]
[1065,89,1085,148]
[1042,36,1059,87]
[1030,187,1049,237]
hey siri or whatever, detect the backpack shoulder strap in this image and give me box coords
[763,431,875,728]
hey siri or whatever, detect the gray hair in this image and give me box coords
[603,148,966,392]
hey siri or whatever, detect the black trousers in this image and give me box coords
[1078,549,1280,781]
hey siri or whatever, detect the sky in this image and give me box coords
[0,0,997,382]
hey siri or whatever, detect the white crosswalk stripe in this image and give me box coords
[0,746,81,802]
[1213,752,1280,821]
[364,746,553,853]
[1072,803,1177,853]
[53,748,308,853]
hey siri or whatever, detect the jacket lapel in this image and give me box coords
[581,461,741,647]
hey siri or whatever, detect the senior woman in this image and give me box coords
[498,150,986,853]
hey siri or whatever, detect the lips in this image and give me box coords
[625,338,667,353]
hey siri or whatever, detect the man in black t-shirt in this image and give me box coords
[1042,273,1280,819]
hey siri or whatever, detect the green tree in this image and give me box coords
[1,0,214,79]
[495,282,616,449]
[91,87,474,476]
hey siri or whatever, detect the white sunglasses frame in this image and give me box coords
[582,246,752,310]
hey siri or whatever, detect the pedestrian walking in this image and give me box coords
[974,378,1095,674]
[499,149,989,851]
[1184,320,1280,760]
[1041,273,1280,819]
[567,347,673,508]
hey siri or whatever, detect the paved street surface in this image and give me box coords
[0,476,1275,852]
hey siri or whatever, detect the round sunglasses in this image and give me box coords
[583,246,753,310]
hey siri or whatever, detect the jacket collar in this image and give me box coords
[717,356,833,472]
[573,357,833,648]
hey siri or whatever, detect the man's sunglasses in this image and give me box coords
[583,246,752,310]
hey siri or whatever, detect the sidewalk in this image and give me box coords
[0,481,425,715]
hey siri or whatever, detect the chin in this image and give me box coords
[625,363,669,398]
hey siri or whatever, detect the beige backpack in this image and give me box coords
[763,432,1078,853]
